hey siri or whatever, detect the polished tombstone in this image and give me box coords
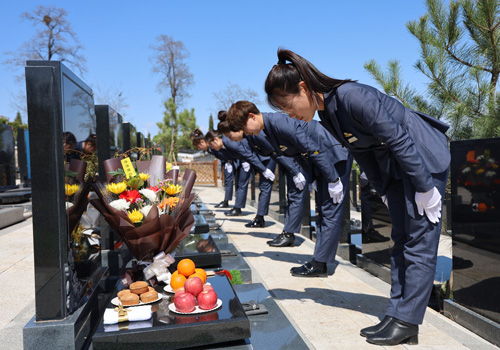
[172,233,222,268]
[0,124,16,188]
[92,274,251,350]
[17,128,31,185]
[23,61,106,350]
[444,138,500,346]
[95,105,123,180]
[121,122,131,152]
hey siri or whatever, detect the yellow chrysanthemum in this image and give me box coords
[106,181,127,194]
[491,163,499,169]
[476,168,485,175]
[166,162,172,172]
[127,209,144,223]
[65,184,80,196]
[165,184,183,196]
[159,196,179,210]
[138,173,150,182]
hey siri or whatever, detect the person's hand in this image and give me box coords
[381,195,389,208]
[293,173,306,190]
[328,179,344,204]
[224,163,233,174]
[242,162,250,172]
[312,180,317,192]
[263,168,275,181]
[415,187,442,224]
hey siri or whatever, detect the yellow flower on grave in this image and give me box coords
[476,168,485,175]
[65,184,80,196]
[166,162,172,172]
[106,181,127,194]
[165,184,183,196]
[159,196,179,210]
[138,172,150,182]
[127,209,144,223]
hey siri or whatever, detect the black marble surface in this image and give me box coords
[450,138,500,324]
[95,105,123,179]
[92,274,251,350]
[191,213,209,234]
[0,124,16,187]
[172,233,222,268]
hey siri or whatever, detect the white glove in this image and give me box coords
[415,187,442,224]
[381,195,389,208]
[263,168,275,181]
[312,180,317,192]
[328,179,344,204]
[293,172,306,191]
[224,163,233,174]
[242,162,250,172]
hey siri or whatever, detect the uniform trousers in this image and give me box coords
[256,159,277,216]
[283,168,308,233]
[384,168,448,325]
[313,154,353,263]
[234,166,251,209]
[223,161,235,202]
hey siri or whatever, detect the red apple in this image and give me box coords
[202,284,214,291]
[197,290,218,310]
[174,287,185,297]
[174,292,196,313]
[184,276,203,297]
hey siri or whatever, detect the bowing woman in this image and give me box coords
[264,48,450,346]
[222,118,308,247]
[190,129,234,208]
[226,100,352,276]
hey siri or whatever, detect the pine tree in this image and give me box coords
[364,0,500,140]
[208,114,214,131]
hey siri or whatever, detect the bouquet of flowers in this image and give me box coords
[90,155,197,262]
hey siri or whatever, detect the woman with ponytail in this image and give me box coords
[264,48,450,346]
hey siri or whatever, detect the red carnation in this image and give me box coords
[119,190,141,203]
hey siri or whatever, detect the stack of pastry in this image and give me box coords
[117,281,159,306]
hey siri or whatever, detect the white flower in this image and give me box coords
[485,171,496,177]
[462,167,471,174]
[139,188,157,203]
[477,155,484,161]
[489,158,496,163]
[109,199,130,211]
[140,205,155,217]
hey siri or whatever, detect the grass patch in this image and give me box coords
[229,269,242,285]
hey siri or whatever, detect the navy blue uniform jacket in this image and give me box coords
[246,132,301,176]
[222,135,269,172]
[318,82,450,195]
[262,112,349,182]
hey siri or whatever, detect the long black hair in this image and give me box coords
[265,48,355,110]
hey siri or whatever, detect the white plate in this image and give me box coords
[168,299,222,314]
[163,282,211,294]
[111,294,162,307]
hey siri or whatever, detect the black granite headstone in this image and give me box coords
[450,138,500,325]
[0,124,16,187]
[95,105,123,179]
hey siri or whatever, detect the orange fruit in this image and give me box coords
[170,273,186,291]
[194,268,207,283]
[188,272,206,284]
[177,259,196,277]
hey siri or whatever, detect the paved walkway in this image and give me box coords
[0,185,498,349]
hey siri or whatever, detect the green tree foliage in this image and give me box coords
[154,99,198,162]
[208,114,214,131]
[0,112,28,139]
[364,0,500,140]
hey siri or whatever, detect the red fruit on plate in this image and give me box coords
[197,290,218,310]
[202,284,214,291]
[174,287,185,297]
[174,292,196,313]
[184,276,203,297]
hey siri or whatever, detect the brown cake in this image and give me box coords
[117,289,131,300]
[140,290,159,303]
[120,293,140,306]
[130,281,149,294]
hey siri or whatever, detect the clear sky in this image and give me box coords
[1,0,430,139]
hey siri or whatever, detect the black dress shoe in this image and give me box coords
[366,318,418,345]
[266,235,281,244]
[290,261,327,277]
[224,207,242,216]
[360,316,394,337]
[362,229,390,243]
[268,232,294,247]
[215,200,229,208]
[245,216,265,228]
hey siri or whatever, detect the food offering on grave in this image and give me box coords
[140,290,159,303]
[130,281,149,294]
[197,290,218,310]
[121,293,140,306]
[118,281,160,306]
[174,292,197,313]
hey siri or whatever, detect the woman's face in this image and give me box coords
[209,137,223,151]
[195,140,209,151]
[280,83,316,122]
[244,114,263,136]
[227,130,244,142]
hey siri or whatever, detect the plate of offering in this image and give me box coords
[112,289,162,307]
[168,299,222,314]
[164,282,211,294]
